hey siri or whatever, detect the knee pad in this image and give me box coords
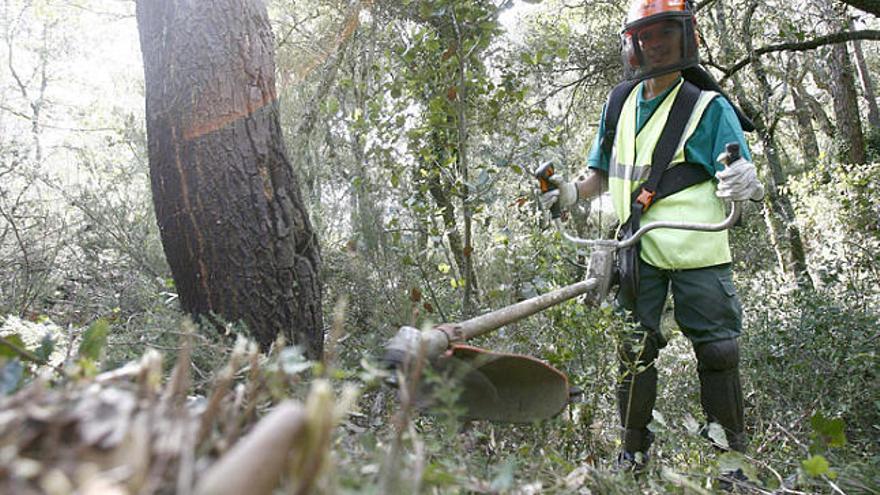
[696,338,740,372]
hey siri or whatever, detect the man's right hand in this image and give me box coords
[539,175,579,212]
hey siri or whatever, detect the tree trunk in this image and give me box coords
[136,0,324,358]
[452,8,478,317]
[789,83,820,163]
[743,23,814,291]
[348,29,386,257]
[798,62,836,139]
[829,42,867,164]
[850,20,880,128]
[426,156,467,283]
[737,85,814,291]
[786,58,820,163]
[824,6,867,164]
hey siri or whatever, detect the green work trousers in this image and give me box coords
[617,260,747,454]
[634,260,742,344]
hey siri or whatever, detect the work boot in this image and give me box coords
[717,468,751,492]
[614,450,650,474]
[614,428,654,474]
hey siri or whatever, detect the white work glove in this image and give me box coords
[715,156,765,202]
[539,175,579,212]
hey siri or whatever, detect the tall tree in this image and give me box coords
[821,3,867,164]
[788,71,821,162]
[850,19,880,128]
[136,0,324,357]
[398,1,504,317]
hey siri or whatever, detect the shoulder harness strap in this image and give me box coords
[632,80,703,212]
[682,66,755,132]
[603,68,753,160]
[600,79,640,156]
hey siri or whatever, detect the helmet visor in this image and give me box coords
[621,14,698,81]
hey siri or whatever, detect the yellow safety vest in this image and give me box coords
[608,80,731,270]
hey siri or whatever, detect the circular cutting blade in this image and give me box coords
[431,344,570,423]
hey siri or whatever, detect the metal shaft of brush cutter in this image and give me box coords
[380,205,745,422]
[383,198,743,369]
[383,278,599,369]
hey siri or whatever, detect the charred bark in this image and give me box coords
[136,0,323,357]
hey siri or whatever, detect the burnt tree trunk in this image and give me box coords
[136,0,323,358]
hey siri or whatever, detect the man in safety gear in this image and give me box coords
[540,0,763,474]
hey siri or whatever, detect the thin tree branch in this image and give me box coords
[839,0,880,17]
[0,104,117,132]
[694,0,722,14]
[720,29,880,83]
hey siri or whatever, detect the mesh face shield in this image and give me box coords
[620,12,699,81]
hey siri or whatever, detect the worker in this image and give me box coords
[539,0,764,478]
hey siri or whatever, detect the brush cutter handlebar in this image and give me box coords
[556,199,741,248]
[556,142,745,248]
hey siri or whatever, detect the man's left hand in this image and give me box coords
[715,158,764,202]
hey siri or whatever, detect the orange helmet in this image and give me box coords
[620,0,699,81]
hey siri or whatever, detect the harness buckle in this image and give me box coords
[636,188,656,211]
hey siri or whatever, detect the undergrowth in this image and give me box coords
[2,160,879,493]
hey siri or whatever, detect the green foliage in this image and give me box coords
[0,331,54,390]
[865,125,880,163]
[718,452,758,483]
[34,333,55,363]
[72,319,109,377]
[0,317,63,393]
[77,319,109,362]
[810,412,847,451]
[802,454,832,478]
[0,334,26,360]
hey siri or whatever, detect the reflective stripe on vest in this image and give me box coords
[608,80,732,270]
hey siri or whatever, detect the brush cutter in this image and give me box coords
[382,144,745,423]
